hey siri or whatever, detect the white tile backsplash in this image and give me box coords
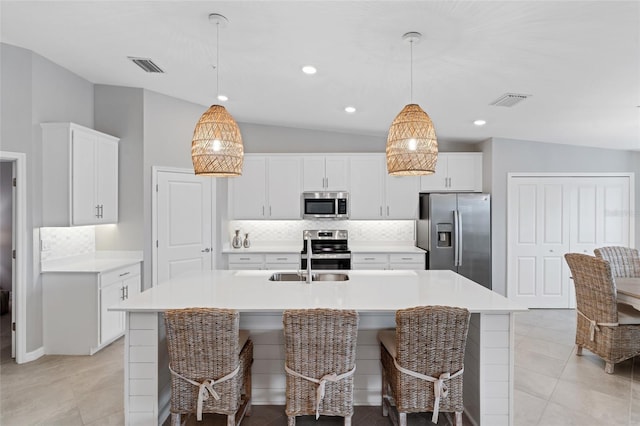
[40,226,95,262]
[227,220,415,245]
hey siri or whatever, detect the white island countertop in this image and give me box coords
[112,269,525,314]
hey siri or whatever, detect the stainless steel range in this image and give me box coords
[301,230,351,270]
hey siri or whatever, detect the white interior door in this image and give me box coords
[508,178,570,308]
[156,170,212,286]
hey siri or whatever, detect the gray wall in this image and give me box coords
[94,85,144,253]
[484,137,639,297]
[1,43,94,352]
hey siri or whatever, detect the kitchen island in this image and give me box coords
[112,269,526,426]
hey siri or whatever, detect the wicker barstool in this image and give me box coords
[594,246,640,278]
[164,308,253,426]
[378,305,470,426]
[283,309,359,426]
[565,253,640,373]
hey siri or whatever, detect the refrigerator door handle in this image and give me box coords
[453,210,460,266]
[457,210,463,266]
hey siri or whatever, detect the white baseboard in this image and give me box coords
[22,346,45,363]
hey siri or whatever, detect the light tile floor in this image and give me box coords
[1,309,638,425]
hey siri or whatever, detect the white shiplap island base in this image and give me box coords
[112,269,526,426]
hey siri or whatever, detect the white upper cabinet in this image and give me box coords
[42,122,119,226]
[349,155,385,219]
[385,173,420,219]
[420,152,482,192]
[349,154,419,219]
[230,156,267,219]
[229,155,301,219]
[267,157,302,219]
[302,155,349,191]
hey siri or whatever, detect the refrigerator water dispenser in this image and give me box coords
[436,224,453,247]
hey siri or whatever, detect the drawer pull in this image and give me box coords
[276,257,287,260]
[239,257,251,260]
[401,257,412,260]
[364,257,375,261]
[119,272,130,277]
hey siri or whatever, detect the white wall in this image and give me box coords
[484,137,638,297]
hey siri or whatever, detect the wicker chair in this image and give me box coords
[594,246,640,278]
[378,306,470,426]
[283,309,359,426]
[565,253,640,374]
[164,308,253,426]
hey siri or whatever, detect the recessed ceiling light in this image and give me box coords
[217,94,229,102]
[302,65,317,75]
[473,119,487,126]
[345,106,356,113]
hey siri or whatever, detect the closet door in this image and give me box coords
[508,178,571,308]
[568,177,631,307]
[569,177,630,254]
[508,174,633,308]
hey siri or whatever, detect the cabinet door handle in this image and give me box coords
[125,285,129,299]
[201,248,211,253]
[325,177,329,188]
[379,206,382,216]
[120,286,125,301]
[262,206,265,216]
[387,206,390,216]
[96,205,100,218]
[269,206,272,216]
[119,271,130,277]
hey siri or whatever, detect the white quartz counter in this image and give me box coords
[112,269,525,314]
[41,251,142,273]
[349,244,426,253]
[222,243,425,254]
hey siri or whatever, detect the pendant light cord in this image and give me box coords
[215,21,220,99]
[409,38,414,104]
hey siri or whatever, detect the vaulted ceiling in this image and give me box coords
[2,1,639,150]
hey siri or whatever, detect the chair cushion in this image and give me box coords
[378,329,396,358]
[239,329,250,350]
[617,303,640,325]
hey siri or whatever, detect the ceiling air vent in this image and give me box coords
[490,93,531,107]
[128,57,164,73]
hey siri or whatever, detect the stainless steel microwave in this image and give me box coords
[302,192,349,219]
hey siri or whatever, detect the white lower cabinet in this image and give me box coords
[227,253,300,270]
[99,264,141,345]
[43,262,141,355]
[264,254,300,270]
[352,252,425,270]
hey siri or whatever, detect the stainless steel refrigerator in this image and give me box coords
[417,193,491,289]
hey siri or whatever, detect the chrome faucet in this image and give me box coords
[306,235,312,283]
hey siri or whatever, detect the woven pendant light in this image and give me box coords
[191,105,243,176]
[191,13,243,176]
[386,32,438,176]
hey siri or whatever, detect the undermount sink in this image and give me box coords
[311,273,349,281]
[268,272,349,282]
